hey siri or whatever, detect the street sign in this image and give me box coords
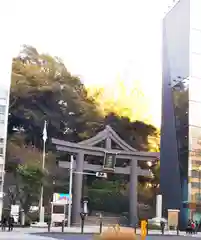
[103,152,116,172]
[53,193,72,204]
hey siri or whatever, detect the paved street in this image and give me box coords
[35,233,201,239]
[0,231,56,240]
[32,233,92,240]
[0,232,201,240]
[1,227,201,239]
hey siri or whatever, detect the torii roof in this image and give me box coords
[78,125,137,152]
[52,125,159,159]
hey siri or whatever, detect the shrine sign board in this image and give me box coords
[103,152,116,172]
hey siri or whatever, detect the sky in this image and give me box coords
[0,0,175,127]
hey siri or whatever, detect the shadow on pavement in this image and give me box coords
[31,232,93,240]
[31,233,199,240]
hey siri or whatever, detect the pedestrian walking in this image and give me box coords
[8,215,14,231]
[160,220,165,234]
[1,215,7,231]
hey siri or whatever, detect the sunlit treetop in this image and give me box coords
[87,77,155,126]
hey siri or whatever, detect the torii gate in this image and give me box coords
[52,125,159,226]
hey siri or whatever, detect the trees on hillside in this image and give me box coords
[9,45,159,150]
[87,79,152,124]
[103,113,158,151]
[16,164,44,215]
[5,135,48,215]
[5,45,160,217]
[9,45,101,147]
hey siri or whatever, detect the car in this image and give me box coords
[148,217,168,228]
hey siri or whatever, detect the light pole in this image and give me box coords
[39,120,47,223]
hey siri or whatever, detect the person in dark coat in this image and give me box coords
[160,220,165,234]
[8,215,14,231]
[1,215,7,231]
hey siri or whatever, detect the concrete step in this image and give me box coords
[85,216,120,226]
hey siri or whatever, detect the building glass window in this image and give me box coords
[172,80,189,186]
[190,126,201,174]
[0,148,3,155]
[189,77,201,103]
[194,193,201,201]
[191,182,201,189]
[191,170,201,178]
[191,54,201,79]
[192,160,201,165]
[0,164,4,172]
[0,105,5,114]
[189,101,201,128]
[191,30,201,55]
[0,104,5,125]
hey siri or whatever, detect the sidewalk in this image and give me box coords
[11,225,201,236]
[2,226,201,238]
[13,225,108,234]
[0,231,57,240]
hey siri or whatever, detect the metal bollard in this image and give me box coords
[81,218,84,234]
[61,220,64,232]
[161,226,164,235]
[48,222,51,232]
[160,221,165,235]
[80,212,86,234]
[177,225,179,235]
[134,224,137,234]
[99,214,103,234]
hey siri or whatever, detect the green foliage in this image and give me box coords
[91,180,120,191]
[9,45,101,147]
[17,164,44,189]
[88,189,129,213]
[87,178,155,214]
[9,45,159,150]
[151,161,160,187]
[6,45,160,214]
[8,164,44,215]
[103,113,158,151]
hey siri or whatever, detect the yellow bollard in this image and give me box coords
[141,220,147,239]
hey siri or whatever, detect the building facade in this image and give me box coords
[161,0,201,227]
[0,42,13,217]
[0,90,10,218]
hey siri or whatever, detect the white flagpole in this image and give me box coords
[39,120,47,223]
[67,155,74,227]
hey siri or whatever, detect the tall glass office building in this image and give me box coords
[0,44,12,217]
[161,0,201,228]
[0,90,10,218]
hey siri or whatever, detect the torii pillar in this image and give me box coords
[71,151,84,224]
[129,159,138,226]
